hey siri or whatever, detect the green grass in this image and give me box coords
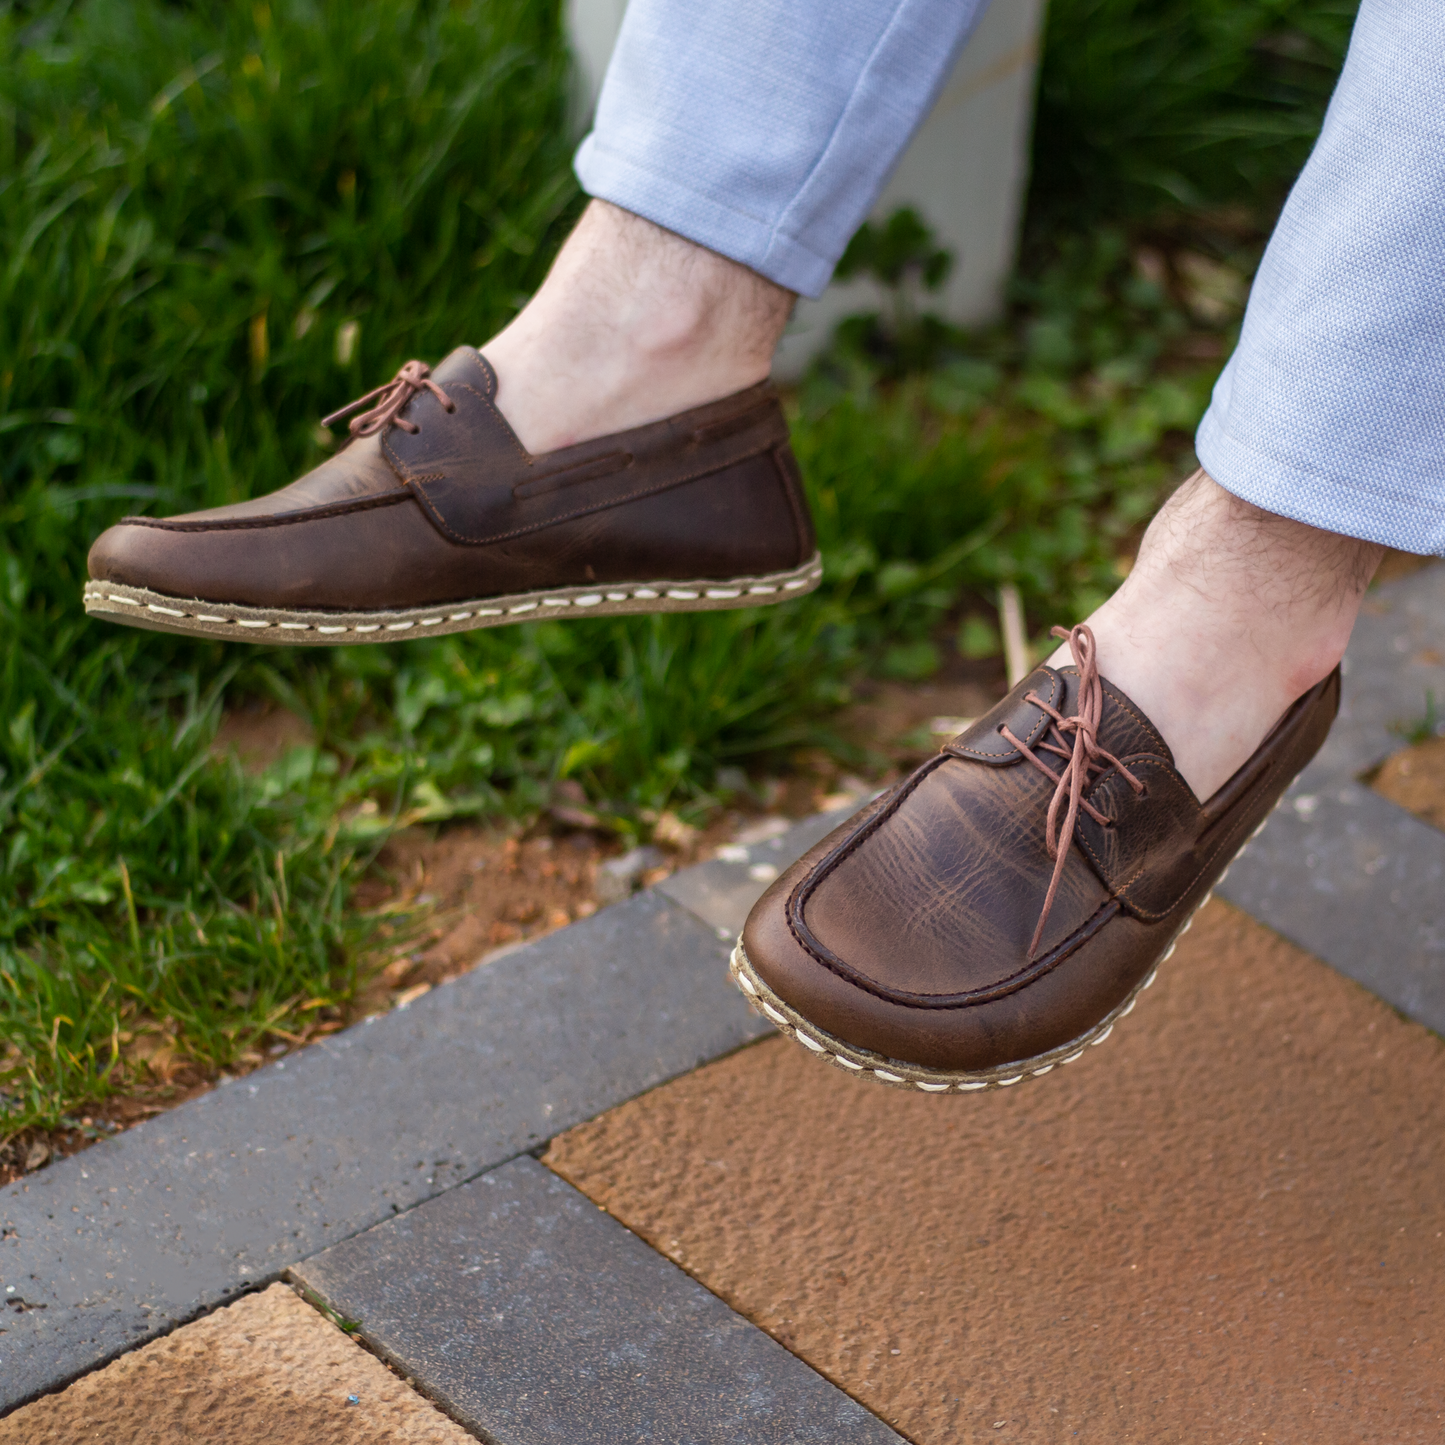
[0,0,1348,1135]
[1029,0,1358,229]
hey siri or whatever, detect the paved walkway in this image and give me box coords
[5,564,1445,1442]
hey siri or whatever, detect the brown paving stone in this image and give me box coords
[1374,734,1445,833]
[0,1283,472,1444]
[545,902,1445,1444]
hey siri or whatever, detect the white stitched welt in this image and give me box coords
[997,1074,1022,1086]
[796,1030,827,1053]
[1091,1022,1114,1045]
[95,561,816,640]
[1032,1064,1053,1076]
[737,973,758,996]
[958,1081,988,1091]
[1062,1049,1085,1064]
[916,1081,950,1092]
[873,1069,904,1083]
[835,1056,864,1071]
[1119,996,1136,1017]
[761,1001,788,1026]
[1144,967,1159,986]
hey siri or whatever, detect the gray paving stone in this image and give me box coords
[295,1156,902,1445]
[1217,561,1445,1035]
[1218,780,1445,1035]
[0,893,767,1412]
[657,801,864,938]
[1310,561,1445,783]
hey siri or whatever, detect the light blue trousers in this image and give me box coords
[579,0,1444,554]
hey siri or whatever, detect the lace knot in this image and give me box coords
[998,623,1145,959]
[322,359,455,439]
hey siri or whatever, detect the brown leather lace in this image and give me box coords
[999,623,1145,958]
[322,359,455,438]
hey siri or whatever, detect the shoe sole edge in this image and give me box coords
[82,554,824,644]
[728,861,1252,1093]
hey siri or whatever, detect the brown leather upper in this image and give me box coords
[87,348,815,610]
[743,662,1341,1071]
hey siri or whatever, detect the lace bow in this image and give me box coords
[322,359,455,438]
[999,623,1144,958]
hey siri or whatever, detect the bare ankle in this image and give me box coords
[1060,471,1382,799]
[482,201,794,452]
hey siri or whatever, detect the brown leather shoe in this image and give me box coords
[84,348,820,644]
[734,625,1340,1093]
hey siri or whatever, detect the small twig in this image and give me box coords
[998,583,1030,688]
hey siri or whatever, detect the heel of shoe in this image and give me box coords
[772,443,817,566]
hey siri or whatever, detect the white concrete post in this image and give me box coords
[565,0,1047,377]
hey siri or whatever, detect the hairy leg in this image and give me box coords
[1053,470,1383,800]
[482,200,795,454]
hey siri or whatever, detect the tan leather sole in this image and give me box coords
[728,818,1270,1093]
[83,553,823,645]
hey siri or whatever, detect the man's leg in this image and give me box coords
[1056,0,1442,801]
[483,200,793,454]
[1056,473,1382,801]
[734,0,1445,1089]
[487,0,994,451]
[87,0,996,641]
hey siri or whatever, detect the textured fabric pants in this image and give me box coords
[578,0,1444,554]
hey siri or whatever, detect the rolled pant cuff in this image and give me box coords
[574,137,835,297]
[1196,409,1445,557]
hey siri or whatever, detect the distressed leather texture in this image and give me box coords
[742,663,1340,1071]
[87,348,815,611]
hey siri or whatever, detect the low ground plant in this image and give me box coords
[0,0,1350,1132]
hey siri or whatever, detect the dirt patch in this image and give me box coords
[211,700,315,772]
[0,1282,472,1443]
[1372,547,1437,589]
[546,901,1445,1443]
[1372,733,1445,833]
[832,674,1006,769]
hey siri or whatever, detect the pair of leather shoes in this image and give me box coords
[86,355,1339,1088]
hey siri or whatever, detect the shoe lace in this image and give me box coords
[322,359,455,438]
[998,623,1145,958]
